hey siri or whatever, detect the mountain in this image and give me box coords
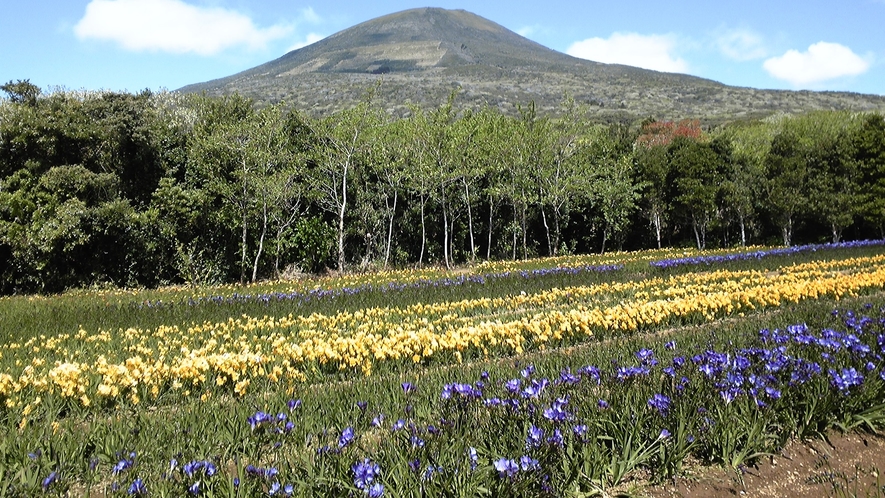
[179,8,885,123]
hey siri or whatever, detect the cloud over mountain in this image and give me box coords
[566,32,688,73]
[763,42,871,87]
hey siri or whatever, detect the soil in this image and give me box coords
[643,432,885,498]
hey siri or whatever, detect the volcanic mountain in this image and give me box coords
[180,7,885,122]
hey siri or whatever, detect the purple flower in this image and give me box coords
[519,455,539,471]
[248,411,274,431]
[367,482,384,498]
[829,367,864,393]
[288,399,302,411]
[338,427,355,448]
[526,424,545,449]
[371,413,385,427]
[128,478,146,495]
[521,378,549,398]
[112,458,133,475]
[352,458,381,490]
[494,458,519,478]
[547,428,564,447]
[41,471,58,490]
[597,399,609,409]
[648,394,671,416]
[572,424,588,438]
[401,382,415,394]
[504,378,522,393]
[188,481,201,495]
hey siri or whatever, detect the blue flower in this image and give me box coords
[41,471,58,490]
[519,455,539,471]
[367,482,384,498]
[128,478,146,495]
[526,424,545,449]
[648,394,671,416]
[248,411,274,431]
[112,458,133,475]
[401,382,415,394]
[493,458,519,478]
[468,447,478,470]
[352,458,381,490]
[572,424,588,438]
[338,427,355,448]
[504,378,522,393]
[829,367,864,393]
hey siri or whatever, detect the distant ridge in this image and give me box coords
[180,8,885,122]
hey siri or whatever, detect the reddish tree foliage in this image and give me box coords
[635,119,704,148]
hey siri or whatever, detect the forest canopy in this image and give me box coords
[1,80,884,294]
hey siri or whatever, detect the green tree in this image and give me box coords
[765,129,807,246]
[853,113,885,237]
[668,137,723,250]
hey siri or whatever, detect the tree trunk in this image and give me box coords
[540,205,553,256]
[739,214,747,247]
[782,215,793,247]
[240,159,249,283]
[251,197,267,282]
[521,202,528,260]
[487,194,495,261]
[337,160,348,273]
[418,192,426,267]
[652,210,662,250]
[463,178,476,262]
[441,184,450,269]
[384,190,397,268]
[512,201,518,260]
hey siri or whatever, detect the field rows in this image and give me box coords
[3,253,885,420]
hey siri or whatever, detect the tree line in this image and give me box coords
[1,80,884,294]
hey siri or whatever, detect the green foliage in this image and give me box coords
[1,82,884,293]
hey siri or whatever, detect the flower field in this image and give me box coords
[2,242,885,496]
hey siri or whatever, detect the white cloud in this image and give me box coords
[566,32,689,73]
[763,42,872,86]
[300,7,321,25]
[716,28,767,61]
[287,33,325,52]
[517,26,536,37]
[73,0,292,55]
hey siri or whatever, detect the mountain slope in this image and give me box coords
[180,8,885,122]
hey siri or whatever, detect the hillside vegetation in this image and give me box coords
[180,8,885,123]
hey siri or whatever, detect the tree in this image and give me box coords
[764,129,807,246]
[308,87,382,273]
[1,79,40,106]
[668,137,723,250]
[718,122,774,246]
[853,113,885,237]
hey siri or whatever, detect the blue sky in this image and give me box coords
[3,1,883,95]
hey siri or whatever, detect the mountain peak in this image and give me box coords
[269,7,578,75]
